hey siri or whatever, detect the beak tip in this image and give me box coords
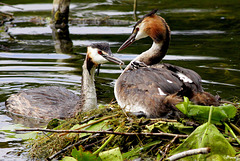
[117,47,122,53]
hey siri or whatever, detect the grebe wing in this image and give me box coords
[152,63,203,92]
[5,86,80,120]
[115,67,187,117]
[119,67,185,95]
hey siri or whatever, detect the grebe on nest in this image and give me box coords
[114,9,219,118]
[6,43,123,120]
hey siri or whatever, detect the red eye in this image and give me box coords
[136,27,139,31]
[98,51,103,55]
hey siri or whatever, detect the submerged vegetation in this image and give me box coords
[15,99,240,161]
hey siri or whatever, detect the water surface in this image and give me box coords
[0,0,239,160]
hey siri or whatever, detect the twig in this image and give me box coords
[219,100,238,106]
[0,11,14,16]
[76,114,118,130]
[47,133,100,160]
[80,113,102,124]
[0,2,24,10]
[160,135,178,161]
[149,118,178,122]
[59,114,118,136]
[15,128,188,138]
[167,147,211,161]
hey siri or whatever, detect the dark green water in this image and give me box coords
[0,0,239,160]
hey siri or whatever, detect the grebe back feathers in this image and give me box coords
[115,10,219,118]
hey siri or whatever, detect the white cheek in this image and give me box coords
[135,30,148,40]
[135,23,148,40]
[93,54,108,64]
[89,48,108,64]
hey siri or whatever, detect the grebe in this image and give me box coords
[6,43,123,120]
[114,9,219,118]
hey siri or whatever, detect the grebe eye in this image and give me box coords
[98,51,103,55]
[136,27,139,31]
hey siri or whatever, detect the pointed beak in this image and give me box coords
[117,32,137,52]
[103,51,124,65]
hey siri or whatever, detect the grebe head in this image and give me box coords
[86,43,124,74]
[118,9,170,52]
[88,43,123,65]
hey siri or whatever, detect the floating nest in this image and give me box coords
[18,101,240,160]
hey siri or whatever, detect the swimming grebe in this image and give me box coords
[6,43,123,120]
[114,9,219,118]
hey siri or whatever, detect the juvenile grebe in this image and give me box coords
[115,9,219,118]
[6,43,123,120]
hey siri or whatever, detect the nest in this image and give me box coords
[18,101,240,160]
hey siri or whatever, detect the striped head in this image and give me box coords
[118,9,171,52]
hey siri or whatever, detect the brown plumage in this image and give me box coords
[115,9,219,118]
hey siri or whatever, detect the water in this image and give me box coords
[0,0,240,160]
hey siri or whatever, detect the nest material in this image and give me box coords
[25,102,240,160]
[26,104,190,160]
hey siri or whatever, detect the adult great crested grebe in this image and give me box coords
[114,9,219,118]
[6,43,123,120]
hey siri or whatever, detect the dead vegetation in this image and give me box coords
[15,100,239,160]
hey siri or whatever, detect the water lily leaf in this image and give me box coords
[169,122,236,161]
[176,97,237,124]
[99,147,123,161]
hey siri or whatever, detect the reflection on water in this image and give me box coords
[8,26,226,35]
[0,3,77,12]
[0,0,240,160]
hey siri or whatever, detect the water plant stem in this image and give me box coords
[93,122,125,155]
[223,122,240,145]
[208,106,213,124]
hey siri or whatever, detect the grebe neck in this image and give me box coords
[124,41,166,71]
[80,58,97,112]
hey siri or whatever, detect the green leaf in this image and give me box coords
[169,122,236,161]
[61,156,77,161]
[70,147,101,161]
[176,97,237,124]
[99,147,123,161]
[68,120,109,138]
[146,121,193,135]
[15,131,39,140]
[0,124,39,140]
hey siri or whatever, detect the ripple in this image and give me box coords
[202,80,236,87]
[199,66,240,72]
[0,3,77,12]
[172,30,225,35]
[115,54,221,61]
[0,52,71,59]
[0,60,64,65]
[8,26,226,36]
[162,8,215,13]
[0,66,74,72]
